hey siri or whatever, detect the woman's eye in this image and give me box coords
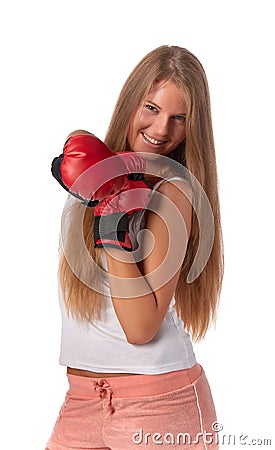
[174,115,186,123]
[145,104,158,112]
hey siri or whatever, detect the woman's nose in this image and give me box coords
[154,114,170,136]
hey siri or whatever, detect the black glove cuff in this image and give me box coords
[128,173,145,181]
[94,213,129,245]
[128,173,153,189]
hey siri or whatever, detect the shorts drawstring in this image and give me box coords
[92,379,115,415]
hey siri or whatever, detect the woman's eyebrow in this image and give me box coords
[146,100,187,115]
[146,100,161,109]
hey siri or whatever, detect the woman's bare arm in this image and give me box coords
[105,179,192,344]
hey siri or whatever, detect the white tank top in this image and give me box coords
[59,177,196,374]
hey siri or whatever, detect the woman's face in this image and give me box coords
[127,81,187,156]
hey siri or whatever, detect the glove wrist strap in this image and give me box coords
[94,213,131,250]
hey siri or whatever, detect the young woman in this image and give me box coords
[46,45,224,450]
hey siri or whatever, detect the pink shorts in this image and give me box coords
[46,363,218,449]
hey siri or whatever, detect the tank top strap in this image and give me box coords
[153,176,185,191]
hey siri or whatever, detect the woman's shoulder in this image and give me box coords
[144,177,193,242]
[153,177,193,204]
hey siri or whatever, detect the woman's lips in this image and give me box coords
[141,132,167,146]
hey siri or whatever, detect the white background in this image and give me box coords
[1,1,274,448]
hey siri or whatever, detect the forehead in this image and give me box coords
[146,80,187,112]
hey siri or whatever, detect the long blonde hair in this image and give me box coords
[58,45,224,341]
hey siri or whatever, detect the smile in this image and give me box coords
[141,132,166,145]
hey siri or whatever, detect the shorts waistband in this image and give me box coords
[67,363,202,398]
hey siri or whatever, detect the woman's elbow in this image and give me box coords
[125,330,157,345]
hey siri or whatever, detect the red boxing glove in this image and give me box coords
[93,178,151,251]
[51,132,152,251]
[51,133,145,206]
